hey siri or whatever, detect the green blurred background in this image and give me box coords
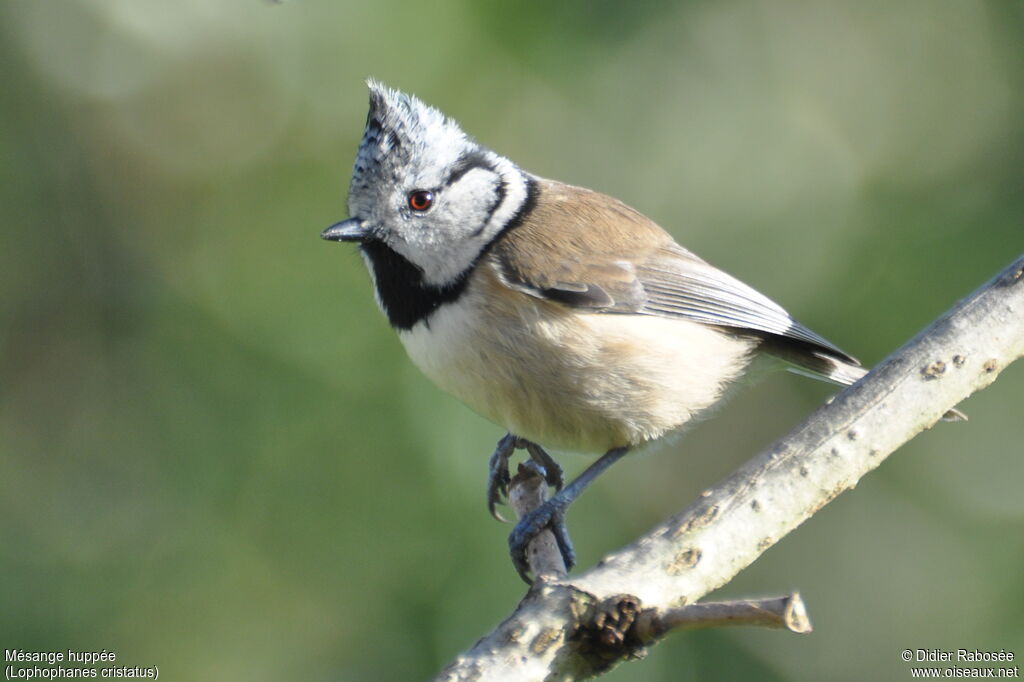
[2,1,1022,680]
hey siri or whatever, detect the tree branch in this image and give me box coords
[436,254,1024,682]
[633,592,812,637]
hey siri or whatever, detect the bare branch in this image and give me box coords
[634,593,812,637]
[436,254,1024,682]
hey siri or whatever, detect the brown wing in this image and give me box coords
[491,179,670,312]
[489,178,859,367]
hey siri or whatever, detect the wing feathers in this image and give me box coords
[538,283,615,308]
[489,178,860,374]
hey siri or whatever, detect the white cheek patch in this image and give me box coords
[445,168,504,232]
[405,160,530,288]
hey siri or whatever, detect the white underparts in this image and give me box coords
[398,268,756,454]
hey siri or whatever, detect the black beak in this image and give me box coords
[321,218,370,242]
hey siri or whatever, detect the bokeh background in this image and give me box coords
[2,1,1023,680]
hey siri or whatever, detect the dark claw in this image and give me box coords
[487,433,517,522]
[524,442,564,491]
[508,498,576,583]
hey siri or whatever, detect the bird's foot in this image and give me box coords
[487,434,563,522]
[523,440,564,491]
[486,433,517,522]
[508,496,576,583]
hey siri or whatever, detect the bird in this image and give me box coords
[322,81,874,582]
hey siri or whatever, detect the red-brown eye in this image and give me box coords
[408,190,434,211]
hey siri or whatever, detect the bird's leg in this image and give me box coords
[508,445,630,583]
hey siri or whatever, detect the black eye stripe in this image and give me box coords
[470,177,507,236]
[445,149,495,186]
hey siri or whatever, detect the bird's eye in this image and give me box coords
[408,190,434,211]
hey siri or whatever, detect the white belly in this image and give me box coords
[398,284,755,454]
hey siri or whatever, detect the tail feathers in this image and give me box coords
[768,344,868,387]
[792,355,868,386]
[765,342,967,422]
